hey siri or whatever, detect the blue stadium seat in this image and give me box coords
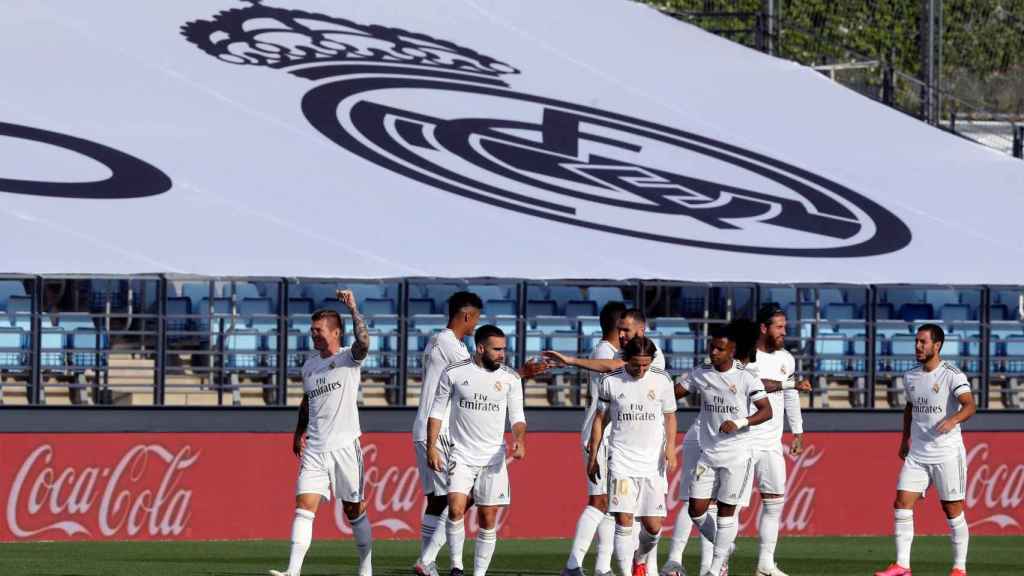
[0,327,25,369]
[940,304,971,322]
[58,313,95,331]
[884,289,926,310]
[232,282,262,300]
[587,286,626,310]
[467,285,508,302]
[302,284,337,304]
[534,316,573,334]
[1006,337,1024,374]
[491,315,518,363]
[565,300,597,318]
[549,286,585,313]
[239,297,272,316]
[815,334,847,372]
[408,298,434,316]
[899,303,934,322]
[766,287,795,308]
[425,284,460,312]
[526,300,557,317]
[183,283,220,309]
[485,299,517,316]
[40,323,65,369]
[166,297,191,334]
[818,288,846,307]
[577,316,602,355]
[823,303,856,320]
[0,282,26,309]
[655,318,696,370]
[526,285,549,301]
[71,328,108,369]
[925,290,961,310]
[196,297,232,339]
[875,303,895,320]
[369,314,399,367]
[989,304,1010,321]
[408,315,447,369]
[549,330,579,355]
[225,331,260,370]
[362,298,396,316]
[266,330,308,369]
[7,295,32,326]
[890,334,917,372]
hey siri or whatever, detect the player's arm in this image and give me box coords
[784,388,805,455]
[337,289,370,362]
[508,374,527,460]
[587,407,606,483]
[292,394,309,458]
[426,370,453,471]
[937,381,977,433]
[662,375,678,471]
[674,372,692,400]
[720,381,772,433]
[899,401,912,459]
[517,357,547,380]
[762,376,811,393]
[542,350,624,373]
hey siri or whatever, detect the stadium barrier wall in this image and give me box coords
[2,407,1022,542]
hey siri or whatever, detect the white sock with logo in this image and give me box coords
[447,516,466,570]
[894,508,914,568]
[349,512,373,576]
[287,508,315,576]
[707,515,737,576]
[758,498,784,571]
[667,507,693,564]
[636,526,661,561]
[419,510,448,565]
[700,505,717,573]
[595,514,615,573]
[690,510,717,547]
[474,527,498,576]
[567,506,605,569]
[614,523,635,576]
[947,512,968,571]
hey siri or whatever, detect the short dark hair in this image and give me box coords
[622,335,657,359]
[448,291,484,321]
[917,323,945,348]
[728,318,759,361]
[709,323,733,341]
[599,301,627,335]
[621,308,647,326]
[311,308,344,332]
[757,303,786,327]
[474,324,506,345]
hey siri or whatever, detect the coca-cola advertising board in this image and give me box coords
[1,432,1021,541]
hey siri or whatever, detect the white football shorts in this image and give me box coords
[607,472,668,517]
[448,456,511,506]
[296,439,365,502]
[689,451,754,506]
[897,448,968,501]
[677,431,701,501]
[739,445,788,506]
[414,437,451,496]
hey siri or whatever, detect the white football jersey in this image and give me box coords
[413,329,470,442]
[301,347,363,453]
[904,361,972,464]
[680,360,767,465]
[581,340,619,448]
[429,359,526,467]
[745,348,803,450]
[597,367,676,477]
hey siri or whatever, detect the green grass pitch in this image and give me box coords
[1,536,1020,575]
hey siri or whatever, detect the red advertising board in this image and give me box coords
[1,432,1021,541]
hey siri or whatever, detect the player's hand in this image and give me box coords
[665,449,678,473]
[511,440,526,460]
[541,350,573,367]
[719,420,739,434]
[427,446,444,472]
[790,434,804,456]
[336,289,358,311]
[519,357,548,379]
[898,439,909,460]
[292,433,306,458]
[796,378,812,392]
[587,457,601,484]
[936,417,957,434]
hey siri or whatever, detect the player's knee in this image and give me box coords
[295,493,320,513]
[447,502,467,520]
[342,500,365,520]
[589,494,608,513]
[940,500,964,518]
[716,503,736,517]
[425,494,448,515]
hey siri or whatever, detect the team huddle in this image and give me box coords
[270,290,977,576]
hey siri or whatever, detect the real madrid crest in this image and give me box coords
[728,382,738,394]
[647,388,656,400]
[495,379,504,392]
[932,381,941,393]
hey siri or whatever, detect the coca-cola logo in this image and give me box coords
[334,443,511,535]
[5,444,199,538]
[965,442,1024,529]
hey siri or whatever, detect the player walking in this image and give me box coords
[271,290,373,576]
[875,324,976,576]
[427,325,528,576]
[588,336,678,576]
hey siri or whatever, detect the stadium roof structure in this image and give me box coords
[2,0,1023,283]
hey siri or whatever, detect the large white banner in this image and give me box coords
[2,1,1022,281]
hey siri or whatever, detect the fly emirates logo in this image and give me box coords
[459,392,501,412]
[617,403,657,422]
[703,395,739,416]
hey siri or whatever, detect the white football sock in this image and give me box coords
[287,508,315,576]
[690,510,717,546]
[758,498,784,571]
[707,515,737,576]
[567,506,605,569]
[614,523,635,576]
[667,508,693,564]
[894,508,914,568]
[595,514,615,573]
[637,526,661,560]
[474,527,497,576]
[419,510,448,565]
[447,516,466,570]
[947,512,968,571]
[349,513,373,576]
[699,505,717,573]
[646,538,658,576]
